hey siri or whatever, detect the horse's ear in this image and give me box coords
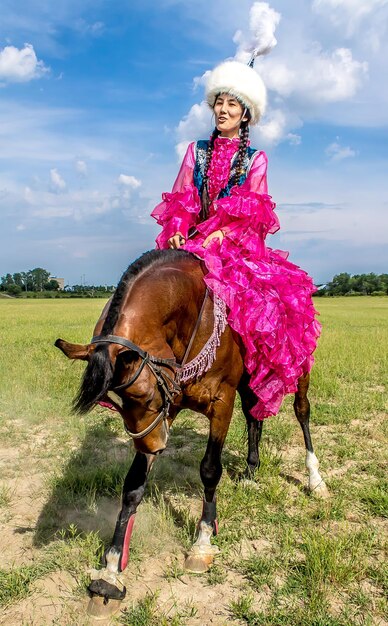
[55,338,91,361]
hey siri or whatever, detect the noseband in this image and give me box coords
[90,289,209,440]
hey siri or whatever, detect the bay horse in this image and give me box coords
[55,249,327,613]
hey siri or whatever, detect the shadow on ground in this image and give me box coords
[32,411,245,549]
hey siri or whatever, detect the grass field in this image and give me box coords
[0,297,387,625]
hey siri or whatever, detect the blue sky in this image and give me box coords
[0,0,387,286]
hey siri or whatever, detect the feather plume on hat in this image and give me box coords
[205,2,280,125]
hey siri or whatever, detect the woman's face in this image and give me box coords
[214,94,248,138]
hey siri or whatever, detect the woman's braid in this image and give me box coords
[200,127,220,221]
[199,116,250,222]
[233,121,250,186]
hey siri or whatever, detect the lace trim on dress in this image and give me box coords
[178,294,228,383]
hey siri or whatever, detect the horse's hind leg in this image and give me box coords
[184,391,235,573]
[239,377,264,479]
[294,373,329,497]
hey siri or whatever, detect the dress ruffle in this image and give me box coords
[197,189,279,249]
[151,185,201,249]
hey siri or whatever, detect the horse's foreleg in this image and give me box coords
[294,373,329,497]
[185,396,234,573]
[88,451,155,606]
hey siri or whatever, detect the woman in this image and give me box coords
[151,60,321,420]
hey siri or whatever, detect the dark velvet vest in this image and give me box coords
[193,139,257,199]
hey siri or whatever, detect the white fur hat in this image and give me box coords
[205,60,267,125]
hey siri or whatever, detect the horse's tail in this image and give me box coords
[73,345,114,414]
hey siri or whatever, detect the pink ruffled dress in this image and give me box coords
[151,136,321,420]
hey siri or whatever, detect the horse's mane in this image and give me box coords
[74,249,195,414]
[101,249,195,335]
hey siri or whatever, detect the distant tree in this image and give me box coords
[12,272,24,288]
[71,284,83,292]
[320,272,388,296]
[44,279,60,291]
[326,272,352,295]
[20,272,30,291]
[1,273,14,290]
[380,274,388,294]
[28,268,51,291]
[352,273,381,295]
[6,284,22,296]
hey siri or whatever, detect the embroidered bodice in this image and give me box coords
[193,137,257,205]
[207,136,240,200]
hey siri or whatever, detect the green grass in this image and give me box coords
[0,297,387,625]
[359,481,388,518]
[118,591,197,625]
[239,555,275,588]
[0,484,12,508]
[0,561,54,609]
[0,526,103,608]
[229,592,375,626]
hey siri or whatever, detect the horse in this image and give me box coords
[55,248,327,615]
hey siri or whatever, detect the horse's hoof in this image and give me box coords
[239,478,260,490]
[184,552,214,573]
[87,574,126,619]
[87,595,122,619]
[310,480,330,499]
[184,544,220,573]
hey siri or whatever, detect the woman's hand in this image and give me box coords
[168,232,186,249]
[202,230,224,248]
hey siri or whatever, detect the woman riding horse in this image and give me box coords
[56,57,326,614]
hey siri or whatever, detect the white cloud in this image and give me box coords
[287,133,301,146]
[325,141,357,161]
[258,47,368,104]
[253,108,288,145]
[118,174,142,189]
[234,1,281,61]
[176,102,212,160]
[50,168,66,192]
[25,186,145,223]
[33,206,74,218]
[0,44,49,83]
[193,70,211,92]
[75,19,105,36]
[279,203,387,247]
[76,160,87,175]
[312,0,388,40]
[24,186,34,203]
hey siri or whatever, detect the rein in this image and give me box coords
[90,288,209,440]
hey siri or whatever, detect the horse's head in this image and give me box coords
[109,346,175,455]
[55,336,175,455]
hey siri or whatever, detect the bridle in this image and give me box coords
[90,288,209,440]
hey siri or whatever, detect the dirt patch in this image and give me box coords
[1,571,86,626]
[61,496,120,538]
[0,469,47,568]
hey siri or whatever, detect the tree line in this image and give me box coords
[1,268,387,298]
[316,272,388,296]
[0,268,115,297]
